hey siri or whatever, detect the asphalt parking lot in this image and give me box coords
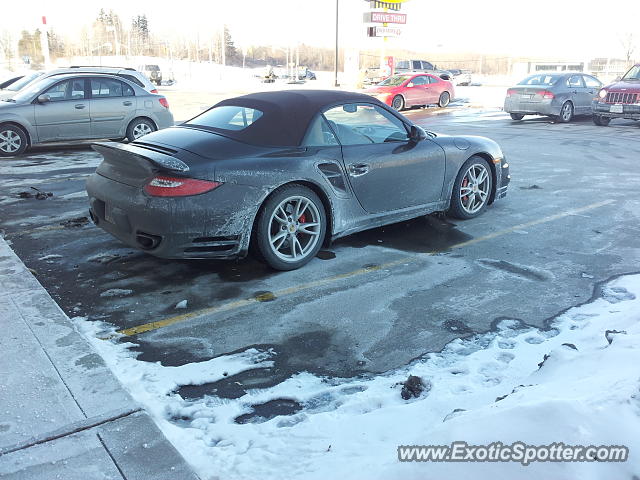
[1,108,639,414]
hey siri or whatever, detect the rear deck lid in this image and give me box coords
[92,142,190,187]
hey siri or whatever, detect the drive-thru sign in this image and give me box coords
[363,12,407,24]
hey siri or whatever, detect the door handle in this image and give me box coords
[75,104,86,109]
[348,163,370,177]
[123,101,133,106]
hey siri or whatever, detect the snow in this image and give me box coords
[75,274,640,479]
[38,254,63,261]
[99,288,133,298]
[175,300,188,309]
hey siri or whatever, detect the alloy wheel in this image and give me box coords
[561,102,573,122]
[268,195,322,262]
[459,163,490,215]
[0,129,22,154]
[132,123,153,139]
[392,96,404,111]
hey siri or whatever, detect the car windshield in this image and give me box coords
[378,75,408,86]
[622,65,640,80]
[6,72,44,91]
[518,74,560,86]
[186,105,263,130]
[10,77,54,102]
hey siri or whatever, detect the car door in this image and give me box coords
[424,75,442,104]
[89,77,136,138]
[34,78,90,142]
[404,75,429,106]
[323,103,445,214]
[566,75,589,114]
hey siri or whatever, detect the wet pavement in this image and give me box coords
[2,109,640,424]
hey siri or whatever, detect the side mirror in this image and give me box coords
[410,125,428,143]
[615,76,622,82]
[407,82,414,88]
[37,94,51,103]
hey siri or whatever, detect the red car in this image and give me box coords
[592,63,640,126]
[365,73,454,111]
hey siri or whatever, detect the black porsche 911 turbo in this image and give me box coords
[86,90,510,270]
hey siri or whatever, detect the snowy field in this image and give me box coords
[76,274,640,479]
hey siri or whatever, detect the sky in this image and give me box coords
[5,0,639,60]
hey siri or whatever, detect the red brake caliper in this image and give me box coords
[461,177,469,202]
[298,213,306,223]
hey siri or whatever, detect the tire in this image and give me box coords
[391,95,405,111]
[126,118,156,142]
[255,184,327,271]
[438,91,450,108]
[0,123,28,157]
[448,156,493,220]
[557,101,574,123]
[510,113,525,121]
[593,115,611,126]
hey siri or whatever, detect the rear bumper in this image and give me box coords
[86,173,261,259]
[592,101,640,119]
[154,109,175,130]
[504,97,559,116]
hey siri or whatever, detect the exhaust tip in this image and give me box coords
[135,231,161,250]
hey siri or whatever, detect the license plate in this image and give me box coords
[104,203,115,224]
[610,104,624,113]
[520,94,532,100]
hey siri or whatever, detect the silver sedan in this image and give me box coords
[0,73,174,157]
[504,72,602,123]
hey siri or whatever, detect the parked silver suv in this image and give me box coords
[0,73,174,157]
[0,66,158,102]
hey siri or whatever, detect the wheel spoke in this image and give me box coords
[467,168,477,182]
[274,208,288,225]
[460,186,473,196]
[298,222,320,235]
[295,199,308,219]
[291,235,303,259]
[270,229,288,248]
[466,193,476,211]
[477,170,488,184]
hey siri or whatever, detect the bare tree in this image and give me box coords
[0,29,14,66]
[621,32,636,66]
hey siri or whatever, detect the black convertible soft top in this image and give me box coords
[200,90,387,147]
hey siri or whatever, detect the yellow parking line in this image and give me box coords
[114,199,614,338]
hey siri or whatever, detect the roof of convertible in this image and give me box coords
[209,90,387,147]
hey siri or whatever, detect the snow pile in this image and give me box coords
[75,274,640,479]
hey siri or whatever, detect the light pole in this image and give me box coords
[334,0,339,87]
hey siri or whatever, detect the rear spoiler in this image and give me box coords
[92,142,189,172]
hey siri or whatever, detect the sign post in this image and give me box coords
[363,0,409,80]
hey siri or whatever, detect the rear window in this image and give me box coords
[118,74,144,88]
[518,74,560,86]
[186,106,264,131]
[145,65,160,71]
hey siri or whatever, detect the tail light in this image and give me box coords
[150,89,159,94]
[159,97,169,108]
[507,89,518,97]
[144,176,222,197]
[539,90,554,99]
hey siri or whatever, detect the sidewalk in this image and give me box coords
[0,236,200,480]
